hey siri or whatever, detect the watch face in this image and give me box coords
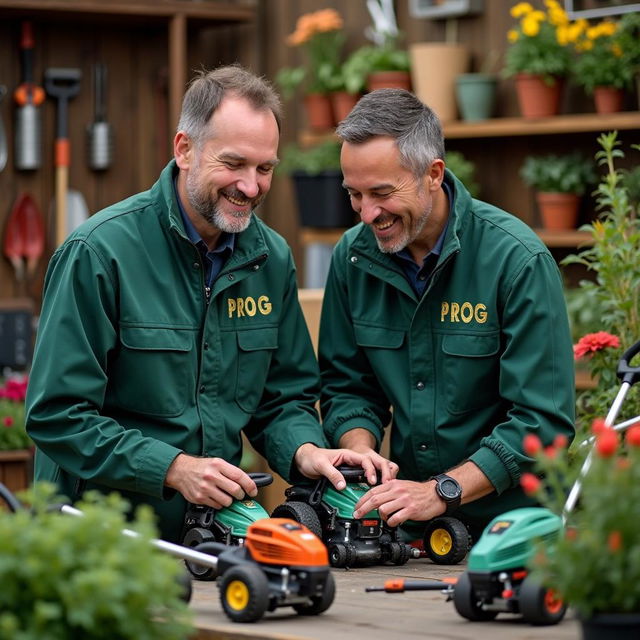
[440,478,460,499]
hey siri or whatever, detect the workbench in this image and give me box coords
[190,559,580,639]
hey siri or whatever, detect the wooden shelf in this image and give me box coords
[443,112,640,139]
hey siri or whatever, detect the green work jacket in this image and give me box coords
[26,161,326,541]
[319,170,575,533]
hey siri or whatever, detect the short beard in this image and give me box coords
[376,200,433,255]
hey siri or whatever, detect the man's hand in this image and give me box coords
[337,427,398,484]
[165,453,257,508]
[353,479,445,527]
[294,443,398,490]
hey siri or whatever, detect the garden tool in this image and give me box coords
[0,85,7,172]
[14,21,45,171]
[86,62,113,170]
[3,192,45,284]
[45,68,88,246]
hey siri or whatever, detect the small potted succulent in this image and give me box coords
[520,152,596,230]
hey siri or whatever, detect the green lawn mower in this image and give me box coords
[181,471,273,580]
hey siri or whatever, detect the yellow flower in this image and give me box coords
[612,43,623,58]
[508,29,519,42]
[511,2,534,18]
[522,13,544,37]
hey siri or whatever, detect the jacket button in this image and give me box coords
[350,256,358,263]
[203,342,209,350]
[228,274,235,281]
[192,262,200,269]
[418,443,428,451]
[199,385,205,393]
[253,264,260,271]
[416,381,425,390]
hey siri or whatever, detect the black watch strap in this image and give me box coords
[430,473,462,515]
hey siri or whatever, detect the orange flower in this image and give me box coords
[625,424,640,448]
[591,417,607,435]
[520,472,541,495]
[573,331,620,359]
[607,530,622,552]
[595,428,618,458]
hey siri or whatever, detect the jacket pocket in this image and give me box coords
[113,326,193,417]
[354,324,404,349]
[441,333,500,414]
[235,327,278,413]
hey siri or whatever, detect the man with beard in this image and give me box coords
[26,66,391,542]
[318,89,575,542]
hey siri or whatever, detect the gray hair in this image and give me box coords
[336,89,444,178]
[177,64,283,146]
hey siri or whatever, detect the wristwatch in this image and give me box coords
[430,473,462,515]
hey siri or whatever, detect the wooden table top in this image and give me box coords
[189,559,580,640]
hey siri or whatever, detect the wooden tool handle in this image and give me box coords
[56,164,68,247]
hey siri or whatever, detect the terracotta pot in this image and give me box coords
[580,612,640,640]
[593,86,624,114]
[515,73,564,118]
[366,71,412,92]
[330,91,360,124]
[0,449,33,496]
[536,192,580,230]
[304,93,335,131]
[410,43,469,122]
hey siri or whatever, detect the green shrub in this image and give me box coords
[445,150,480,198]
[277,140,342,176]
[0,486,193,639]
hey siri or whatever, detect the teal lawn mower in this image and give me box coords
[368,338,640,625]
[181,471,273,580]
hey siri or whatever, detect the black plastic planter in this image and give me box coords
[291,170,355,228]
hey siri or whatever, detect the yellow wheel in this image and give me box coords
[424,517,470,564]
[219,565,270,622]
[225,579,250,611]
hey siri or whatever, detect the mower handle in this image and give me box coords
[336,465,368,482]
[617,338,640,385]
[248,472,273,488]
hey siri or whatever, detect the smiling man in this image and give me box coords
[26,66,385,542]
[319,89,575,541]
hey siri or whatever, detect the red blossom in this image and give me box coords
[573,332,620,360]
[520,473,541,495]
[625,424,640,448]
[591,418,607,435]
[523,434,542,456]
[544,445,557,459]
[616,457,631,471]
[565,526,578,541]
[2,416,13,427]
[595,428,618,458]
[553,434,569,450]
[607,530,622,553]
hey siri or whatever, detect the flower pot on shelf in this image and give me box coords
[536,192,580,230]
[366,70,411,92]
[455,72,498,121]
[410,43,469,122]
[291,170,354,228]
[0,449,32,496]
[515,73,563,118]
[580,612,640,640]
[593,86,625,114]
[330,91,360,124]
[304,93,335,131]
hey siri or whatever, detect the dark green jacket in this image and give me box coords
[319,170,575,532]
[26,161,326,541]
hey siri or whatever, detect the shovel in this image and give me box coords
[45,68,88,247]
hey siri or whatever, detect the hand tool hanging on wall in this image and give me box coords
[3,192,45,286]
[14,21,45,171]
[87,62,113,171]
[45,68,88,247]
[0,85,8,172]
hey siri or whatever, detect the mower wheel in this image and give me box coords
[519,577,566,625]
[328,542,355,568]
[271,501,322,539]
[293,571,336,616]
[388,541,411,566]
[177,567,193,603]
[219,564,270,623]
[424,517,470,564]
[183,527,217,580]
[453,571,498,622]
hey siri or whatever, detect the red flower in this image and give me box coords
[520,473,541,495]
[596,428,618,458]
[565,526,578,541]
[616,457,631,471]
[553,434,569,450]
[625,424,640,448]
[544,445,557,459]
[607,530,622,553]
[573,332,620,360]
[591,417,607,435]
[2,416,13,427]
[523,434,542,456]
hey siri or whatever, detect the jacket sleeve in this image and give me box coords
[469,252,576,493]
[242,251,328,481]
[26,240,182,498]
[318,241,393,449]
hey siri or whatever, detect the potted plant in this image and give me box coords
[275,8,345,131]
[503,0,577,118]
[455,52,500,122]
[277,140,354,229]
[572,18,634,114]
[520,152,596,230]
[617,11,640,109]
[0,375,32,494]
[521,417,640,638]
[0,486,193,637]
[445,150,480,198]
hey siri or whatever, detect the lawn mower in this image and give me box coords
[367,337,640,626]
[272,465,418,567]
[181,471,273,580]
